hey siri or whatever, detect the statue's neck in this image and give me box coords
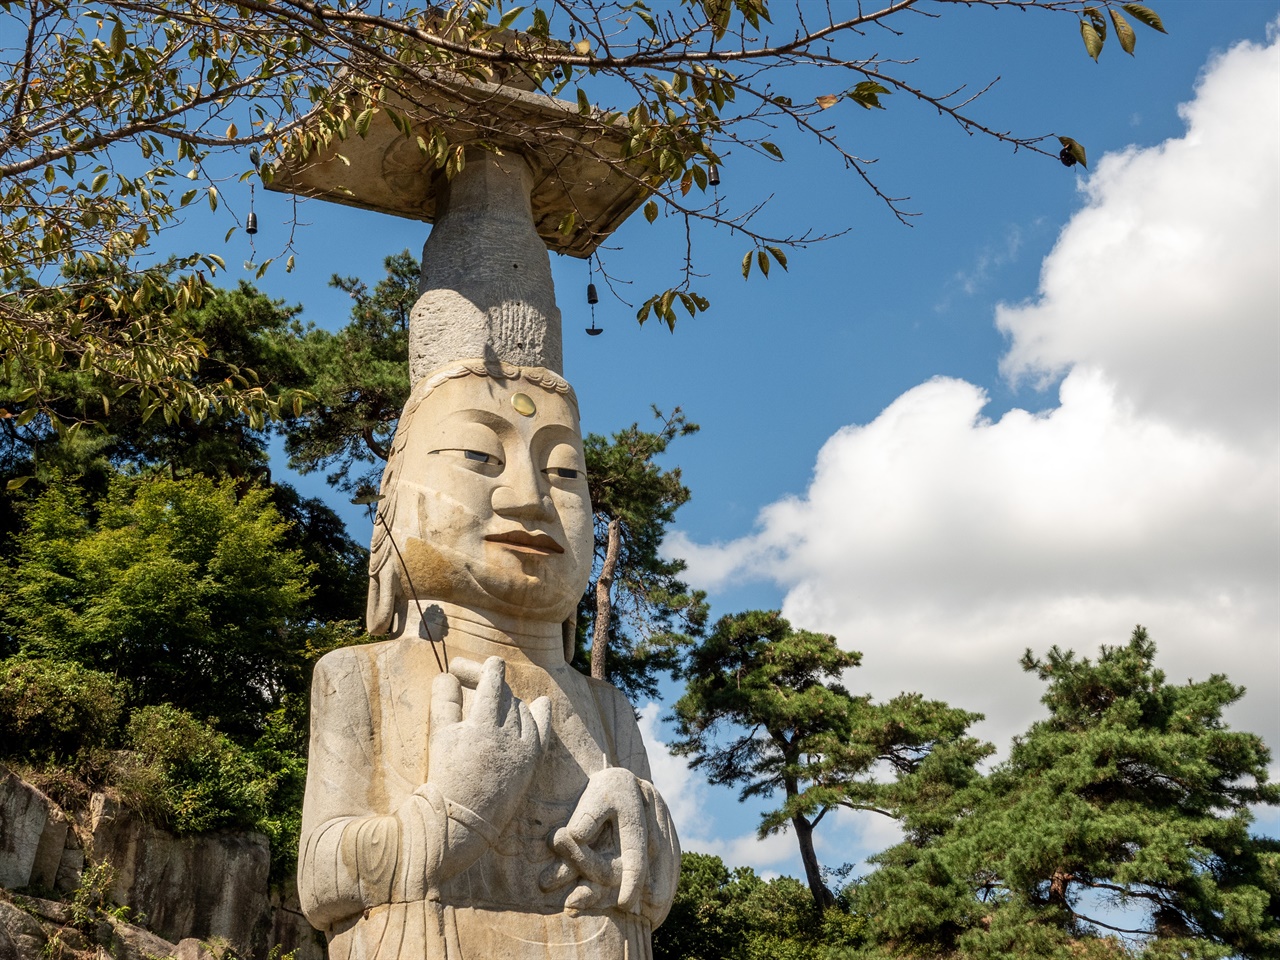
[396,599,567,671]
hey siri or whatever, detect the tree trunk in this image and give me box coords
[792,813,835,912]
[590,517,621,681]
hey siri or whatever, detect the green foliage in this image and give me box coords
[578,407,708,699]
[279,251,416,494]
[855,627,1280,959]
[672,610,987,910]
[0,279,311,480]
[0,472,317,738]
[68,861,132,927]
[0,656,126,764]
[248,695,313,880]
[115,704,267,834]
[1,1,1167,421]
[654,851,864,960]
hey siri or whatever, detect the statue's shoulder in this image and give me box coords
[316,637,398,668]
[311,637,414,688]
[580,672,633,712]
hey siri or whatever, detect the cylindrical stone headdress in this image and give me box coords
[409,151,562,380]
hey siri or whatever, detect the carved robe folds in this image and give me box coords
[299,635,678,960]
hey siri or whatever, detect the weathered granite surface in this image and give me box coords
[299,364,680,958]
[0,767,322,960]
[88,794,271,956]
[409,152,564,383]
[0,768,69,893]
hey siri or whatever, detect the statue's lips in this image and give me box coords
[485,530,565,555]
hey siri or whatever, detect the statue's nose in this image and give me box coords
[492,463,555,521]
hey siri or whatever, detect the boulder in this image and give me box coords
[88,796,270,958]
[105,916,177,960]
[0,767,70,891]
[0,902,46,960]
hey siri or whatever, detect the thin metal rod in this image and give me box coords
[374,510,445,672]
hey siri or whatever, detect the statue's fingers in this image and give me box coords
[448,656,482,689]
[510,694,528,737]
[538,859,576,893]
[561,781,608,845]
[613,776,649,913]
[470,655,508,726]
[551,827,615,887]
[430,670,463,728]
[643,783,681,912]
[527,696,552,750]
[564,880,607,911]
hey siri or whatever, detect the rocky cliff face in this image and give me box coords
[0,766,323,960]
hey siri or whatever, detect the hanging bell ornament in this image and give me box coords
[245,211,259,235]
[707,163,720,187]
[587,282,599,305]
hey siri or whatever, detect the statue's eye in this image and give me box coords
[428,448,503,473]
[545,467,579,480]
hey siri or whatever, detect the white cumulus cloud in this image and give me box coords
[669,29,1280,768]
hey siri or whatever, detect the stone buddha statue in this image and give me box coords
[296,358,681,959]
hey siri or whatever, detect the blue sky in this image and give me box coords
[168,2,1279,892]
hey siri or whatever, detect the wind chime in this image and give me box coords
[246,183,259,236]
[585,257,602,336]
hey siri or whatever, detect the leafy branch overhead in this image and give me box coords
[1079,3,1166,61]
[1,0,1166,425]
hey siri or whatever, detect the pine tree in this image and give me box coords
[856,627,1280,959]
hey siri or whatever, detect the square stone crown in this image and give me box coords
[265,73,655,259]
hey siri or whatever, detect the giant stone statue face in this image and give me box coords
[393,370,593,624]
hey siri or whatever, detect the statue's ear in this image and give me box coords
[562,609,576,664]
[367,563,398,636]
[366,497,400,636]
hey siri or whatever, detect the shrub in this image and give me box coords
[0,657,126,763]
[118,704,269,834]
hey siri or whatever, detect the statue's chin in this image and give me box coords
[402,538,583,625]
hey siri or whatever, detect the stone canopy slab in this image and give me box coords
[265,73,654,259]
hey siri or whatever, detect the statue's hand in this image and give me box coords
[426,656,551,843]
[539,766,680,926]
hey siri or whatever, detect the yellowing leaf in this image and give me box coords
[1110,9,1136,54]
[574,38,591,55]
[1080,20,1103,61]
[1122,3,1166,34]
[815,94,839,110]
[644,200,658,224]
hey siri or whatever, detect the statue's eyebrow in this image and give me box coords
[435,408,515,434]
[530,421,581,446]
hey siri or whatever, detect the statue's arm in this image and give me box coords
[296,649,446,930]
[606,683,681,924]
[297,651,551,931]
[545,680,681,926]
